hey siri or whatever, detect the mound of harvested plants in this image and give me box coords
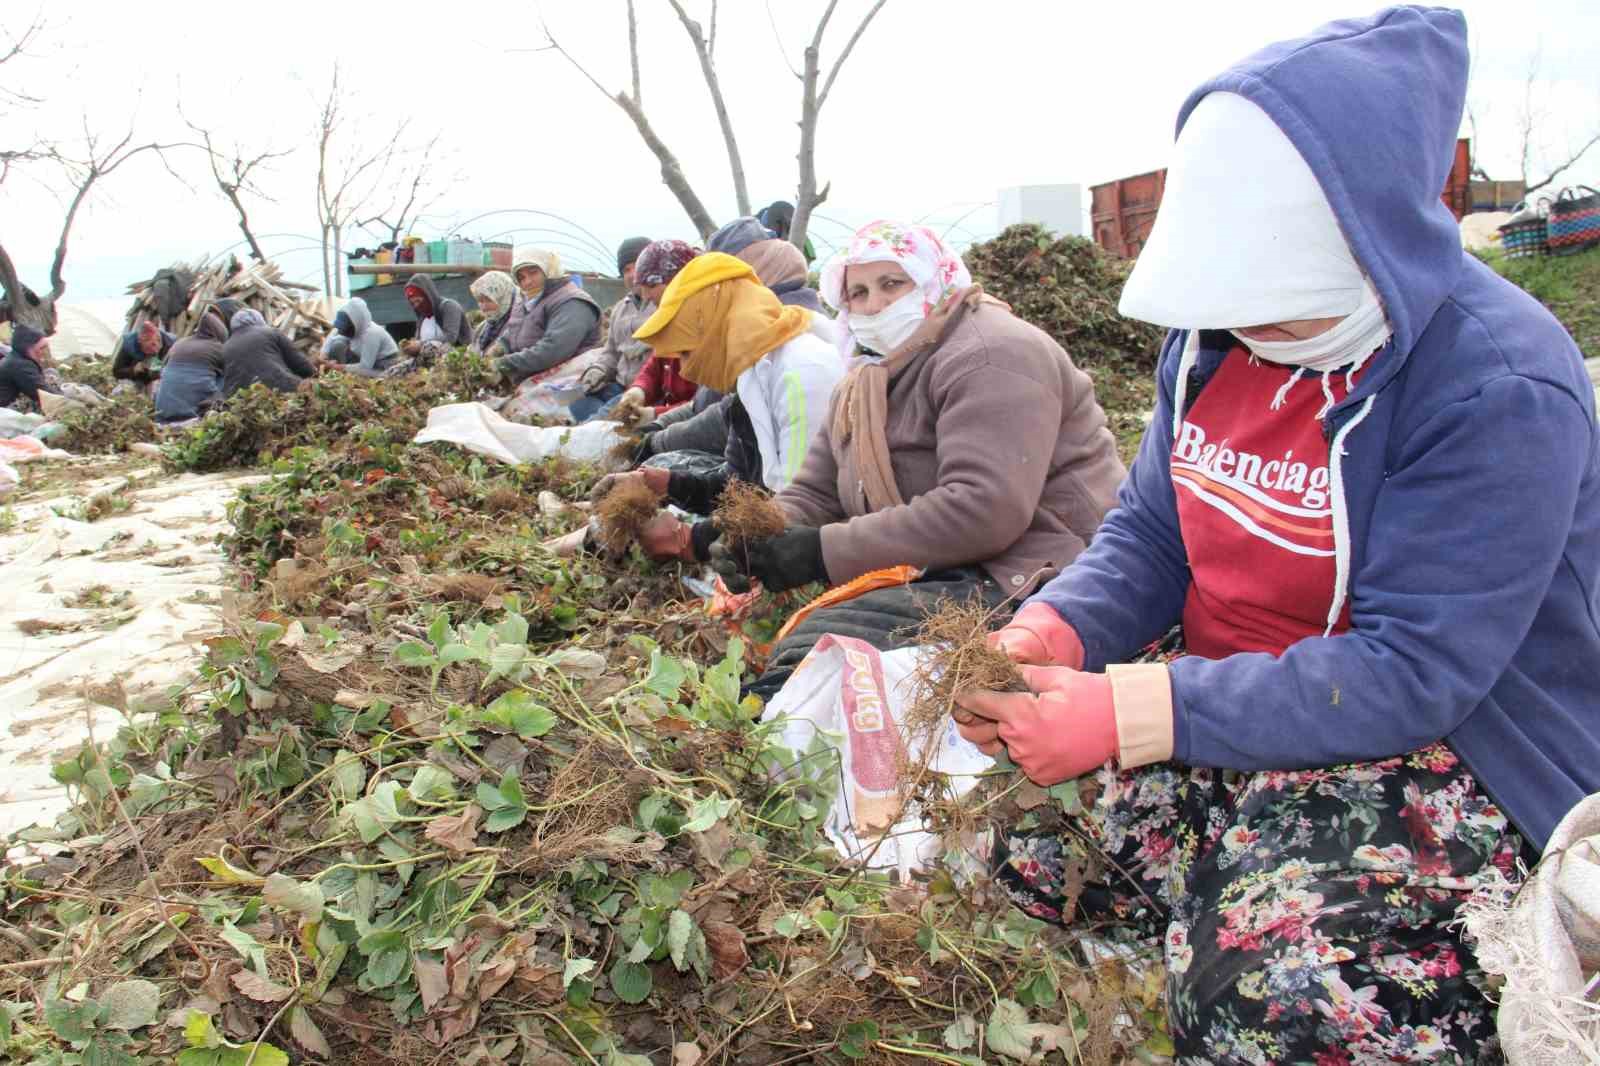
[595,476,661,554]
[712,479,787,553]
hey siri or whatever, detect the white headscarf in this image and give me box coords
[1119,92,1376,336]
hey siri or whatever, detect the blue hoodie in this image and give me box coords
[1027,6,1600,850]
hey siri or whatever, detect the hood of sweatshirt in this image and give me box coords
[194,312,228,344]
[1176,5,1468,398]
[346,296,375,335]
[406,274,442,321]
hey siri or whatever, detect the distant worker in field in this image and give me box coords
[492,247,602,391]
[398,274,471,365]
[321,296,399,378]
[570,237,654,422]
[221,309,316,397]
[0,325,63,412]
[467,271,519,358]
[756,200,816,265]
[713,221,1124,699]
[955,9,1600,1064]
[113,319,173,394]
[155,311,227,423]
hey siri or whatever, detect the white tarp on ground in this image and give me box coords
[0,464,263,838]
[413,402,631,467]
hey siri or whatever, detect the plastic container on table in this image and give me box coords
[349,257,376,291]
[485,242,512,268]
[413,242,431,264]
[448,240,483,267]
[427,240,449,265]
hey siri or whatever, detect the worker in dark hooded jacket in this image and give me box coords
[956,9,1600,1062]
[155,312,228,422]
[322,296,399,378]
[221,309,316,396]
[494,247,602,387]
[113,320,174,389]
[0,325,62,411]
[399,274,471,364]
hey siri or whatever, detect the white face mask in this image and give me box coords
[847,290,926,357]
[1234,279,1393,372]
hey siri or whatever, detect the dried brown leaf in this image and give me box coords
[424,804,482,855]
[230,969,293,1003]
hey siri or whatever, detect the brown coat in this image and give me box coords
[778,306,1126,596]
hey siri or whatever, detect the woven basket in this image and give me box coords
[1499,200,1549,260]
[1547,186,1600,256]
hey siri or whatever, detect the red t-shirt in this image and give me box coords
[1173,347,1358,658]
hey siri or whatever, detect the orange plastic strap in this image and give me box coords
[769,565,923,647]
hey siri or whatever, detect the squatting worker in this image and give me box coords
[723,221,1125,698]
[959,9,1600,1062]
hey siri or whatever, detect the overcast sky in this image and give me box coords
[4,0,1598,320]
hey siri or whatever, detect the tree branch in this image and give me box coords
[627,0,642,107]
[791,0,888,252]
[667,0,750,215]
[1525,130,1600,196]
[817,0,887,111]
[539,15,717,238]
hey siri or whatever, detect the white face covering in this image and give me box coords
[847,290,927,357]
[1235,278,1393,371]
[1119,92,1370,332]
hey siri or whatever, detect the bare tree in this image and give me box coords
[540,2,718,239]
[0,13,48,184]
[789,0,889,253]
[1478,43,1600,198]
[666,0,750,217]
[357,134,454,247]
[0,122,182,331]
[180,108,290,263]
[314,65,405,299]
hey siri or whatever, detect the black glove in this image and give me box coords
[711,526,826,593]
[631,432,657,466]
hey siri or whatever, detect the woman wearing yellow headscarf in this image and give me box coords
[589,252,842,562]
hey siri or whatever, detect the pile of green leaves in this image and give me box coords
[1,421,1170,1065]
[965,224,1166,370]
[163,348,501,474]
[57,355,118,394]
[54,393,160,455]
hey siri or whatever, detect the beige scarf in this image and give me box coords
[831,286,992,511]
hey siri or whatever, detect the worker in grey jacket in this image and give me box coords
[495,247,602,387]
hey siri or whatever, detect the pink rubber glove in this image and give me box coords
[954,665,1118,785]
[988,602,1085,668]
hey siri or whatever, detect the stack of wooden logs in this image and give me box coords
[124,257,330,354]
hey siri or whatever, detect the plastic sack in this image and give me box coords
[501,350,605,424]
[0,408,45,438]
[413,402,631,468]
[1462,792,1600,1065]
[0,435,69,463]
[760,634,993,875]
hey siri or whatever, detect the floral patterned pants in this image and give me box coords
[994,743,1525,1064]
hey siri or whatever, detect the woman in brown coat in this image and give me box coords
[722,221,1126,696]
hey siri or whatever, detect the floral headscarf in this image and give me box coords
[634,240,701,288]
[469,271,518,318]
[819,220,972,317]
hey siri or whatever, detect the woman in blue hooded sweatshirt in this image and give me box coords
[955,8,1600,1062]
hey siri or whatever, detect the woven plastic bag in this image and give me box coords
[760,634,993,876]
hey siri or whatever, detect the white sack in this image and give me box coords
[412,402,629,468]
[761,634,994,875]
